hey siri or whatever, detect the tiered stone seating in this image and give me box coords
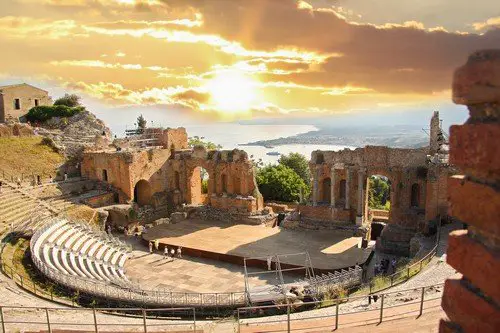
[31,220,132,288]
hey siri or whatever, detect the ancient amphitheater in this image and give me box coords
[0,50,498,333]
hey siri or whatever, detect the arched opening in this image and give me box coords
[370,222,386,240]
[411,183,420,208]
[200,167,209,194]
[134,180,152,206]
[321,178,331,203]
[174,171,180,190]
[367,175,391,222]
[233,176,241,195]
[221,174,228,193]
[339,179,347,200]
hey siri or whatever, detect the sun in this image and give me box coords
[205,72,258,113]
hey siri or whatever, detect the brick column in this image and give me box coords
[439,50,500,333]
[345,168,351,210]
[330,168,336,207]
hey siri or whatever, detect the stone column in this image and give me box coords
[345,168,351,210]
[330,168,336,207]
[356,170,365,226]
[312,166,320,206]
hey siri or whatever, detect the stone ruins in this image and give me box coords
[80,111,451,256]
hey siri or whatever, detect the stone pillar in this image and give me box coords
[345,168,351,210]
[356,170,365,226]
[330,168,336,207]
[312,166,320,206]
[439,50,500,332]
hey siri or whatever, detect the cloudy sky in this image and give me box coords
[0,0,499,124]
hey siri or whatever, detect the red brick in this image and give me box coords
[439,320,463,333]
[448,176,500,236]
[447,230,500,304]
[449,124,500,179]
[442,279,500,333]
[452,50,500,105]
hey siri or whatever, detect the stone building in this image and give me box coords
[0,83,52,122]
[299,112,451,255]
[440,50,500,332]
[81,127,263,214]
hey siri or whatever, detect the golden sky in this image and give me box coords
[0,0,499,121]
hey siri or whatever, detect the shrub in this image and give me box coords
[26,105,85,122]
[257,164,310,202]
[53,93,81,107]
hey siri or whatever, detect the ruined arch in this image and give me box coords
[411,183,420,208]
[339,179,347,200]
[134,179,152,206]
[221,174,228,193]
[174,171,180,190]
[321,177,331,203]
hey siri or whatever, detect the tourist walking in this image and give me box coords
[164,247,169,260]
[16,177,21,188]
[267,257,272,271]
[391,258,397,273]
[177,246,182,259]
[154,239,160,252]
[170,248,175,260]
[148,241,153,254]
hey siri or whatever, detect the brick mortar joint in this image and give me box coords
[459,277,500,310]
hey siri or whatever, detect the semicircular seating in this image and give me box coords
[31,219,133,289]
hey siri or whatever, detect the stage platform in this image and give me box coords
[143,219,373,272]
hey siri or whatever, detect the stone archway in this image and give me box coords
[134,179,152,206]
[321,178,331,203]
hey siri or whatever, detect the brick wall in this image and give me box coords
[439,50,500,332]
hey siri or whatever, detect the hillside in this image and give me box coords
[0,136,64,178]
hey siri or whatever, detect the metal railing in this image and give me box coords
[0,306,197,333]
[236,283,444,332]
[27,220,246,308]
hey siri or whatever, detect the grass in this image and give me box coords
[64,204,98,225]
[0,137,64,178]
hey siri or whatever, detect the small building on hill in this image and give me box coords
[0,83,52,123]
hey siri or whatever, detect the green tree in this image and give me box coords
[256,164,310,202]
[137,114,147,131]
[188,136,222,150]
[278,152,311,184]
[53,93,81,107]
[368,176,391,210]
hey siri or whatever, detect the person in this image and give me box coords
[154,239,159,252]
[0,180,3,194]
[107,225,112,235]
[177,246,182,259]
[16,177,21,188]
[170,248,175,260]
[123,226,128,237]
[64,172,68,181]
[164,247,169,260]
[267,257,272,271]
[49,175,53,183]
[391,258,397,273]
[148,241,153,254]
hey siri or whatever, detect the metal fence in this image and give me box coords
[236,283,444,333]
[28,222,247,308]
[0,306,198,333]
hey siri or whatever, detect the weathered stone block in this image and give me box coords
[452,49,500,105]
[442,278,500,333]
[439,320,462,333]
[170,212,187,224]
[449,124,500,179]
[448,176,500,236]
[447,230,500,304]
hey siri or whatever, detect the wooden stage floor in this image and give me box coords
[143,219,372,271]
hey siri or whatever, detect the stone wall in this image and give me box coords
[439,50,500,332]
[0,84,52,122]
[83,192,116,208]
[82,131,264,214]
[0,123,35,137]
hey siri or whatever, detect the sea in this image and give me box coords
[95,110,352,164]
